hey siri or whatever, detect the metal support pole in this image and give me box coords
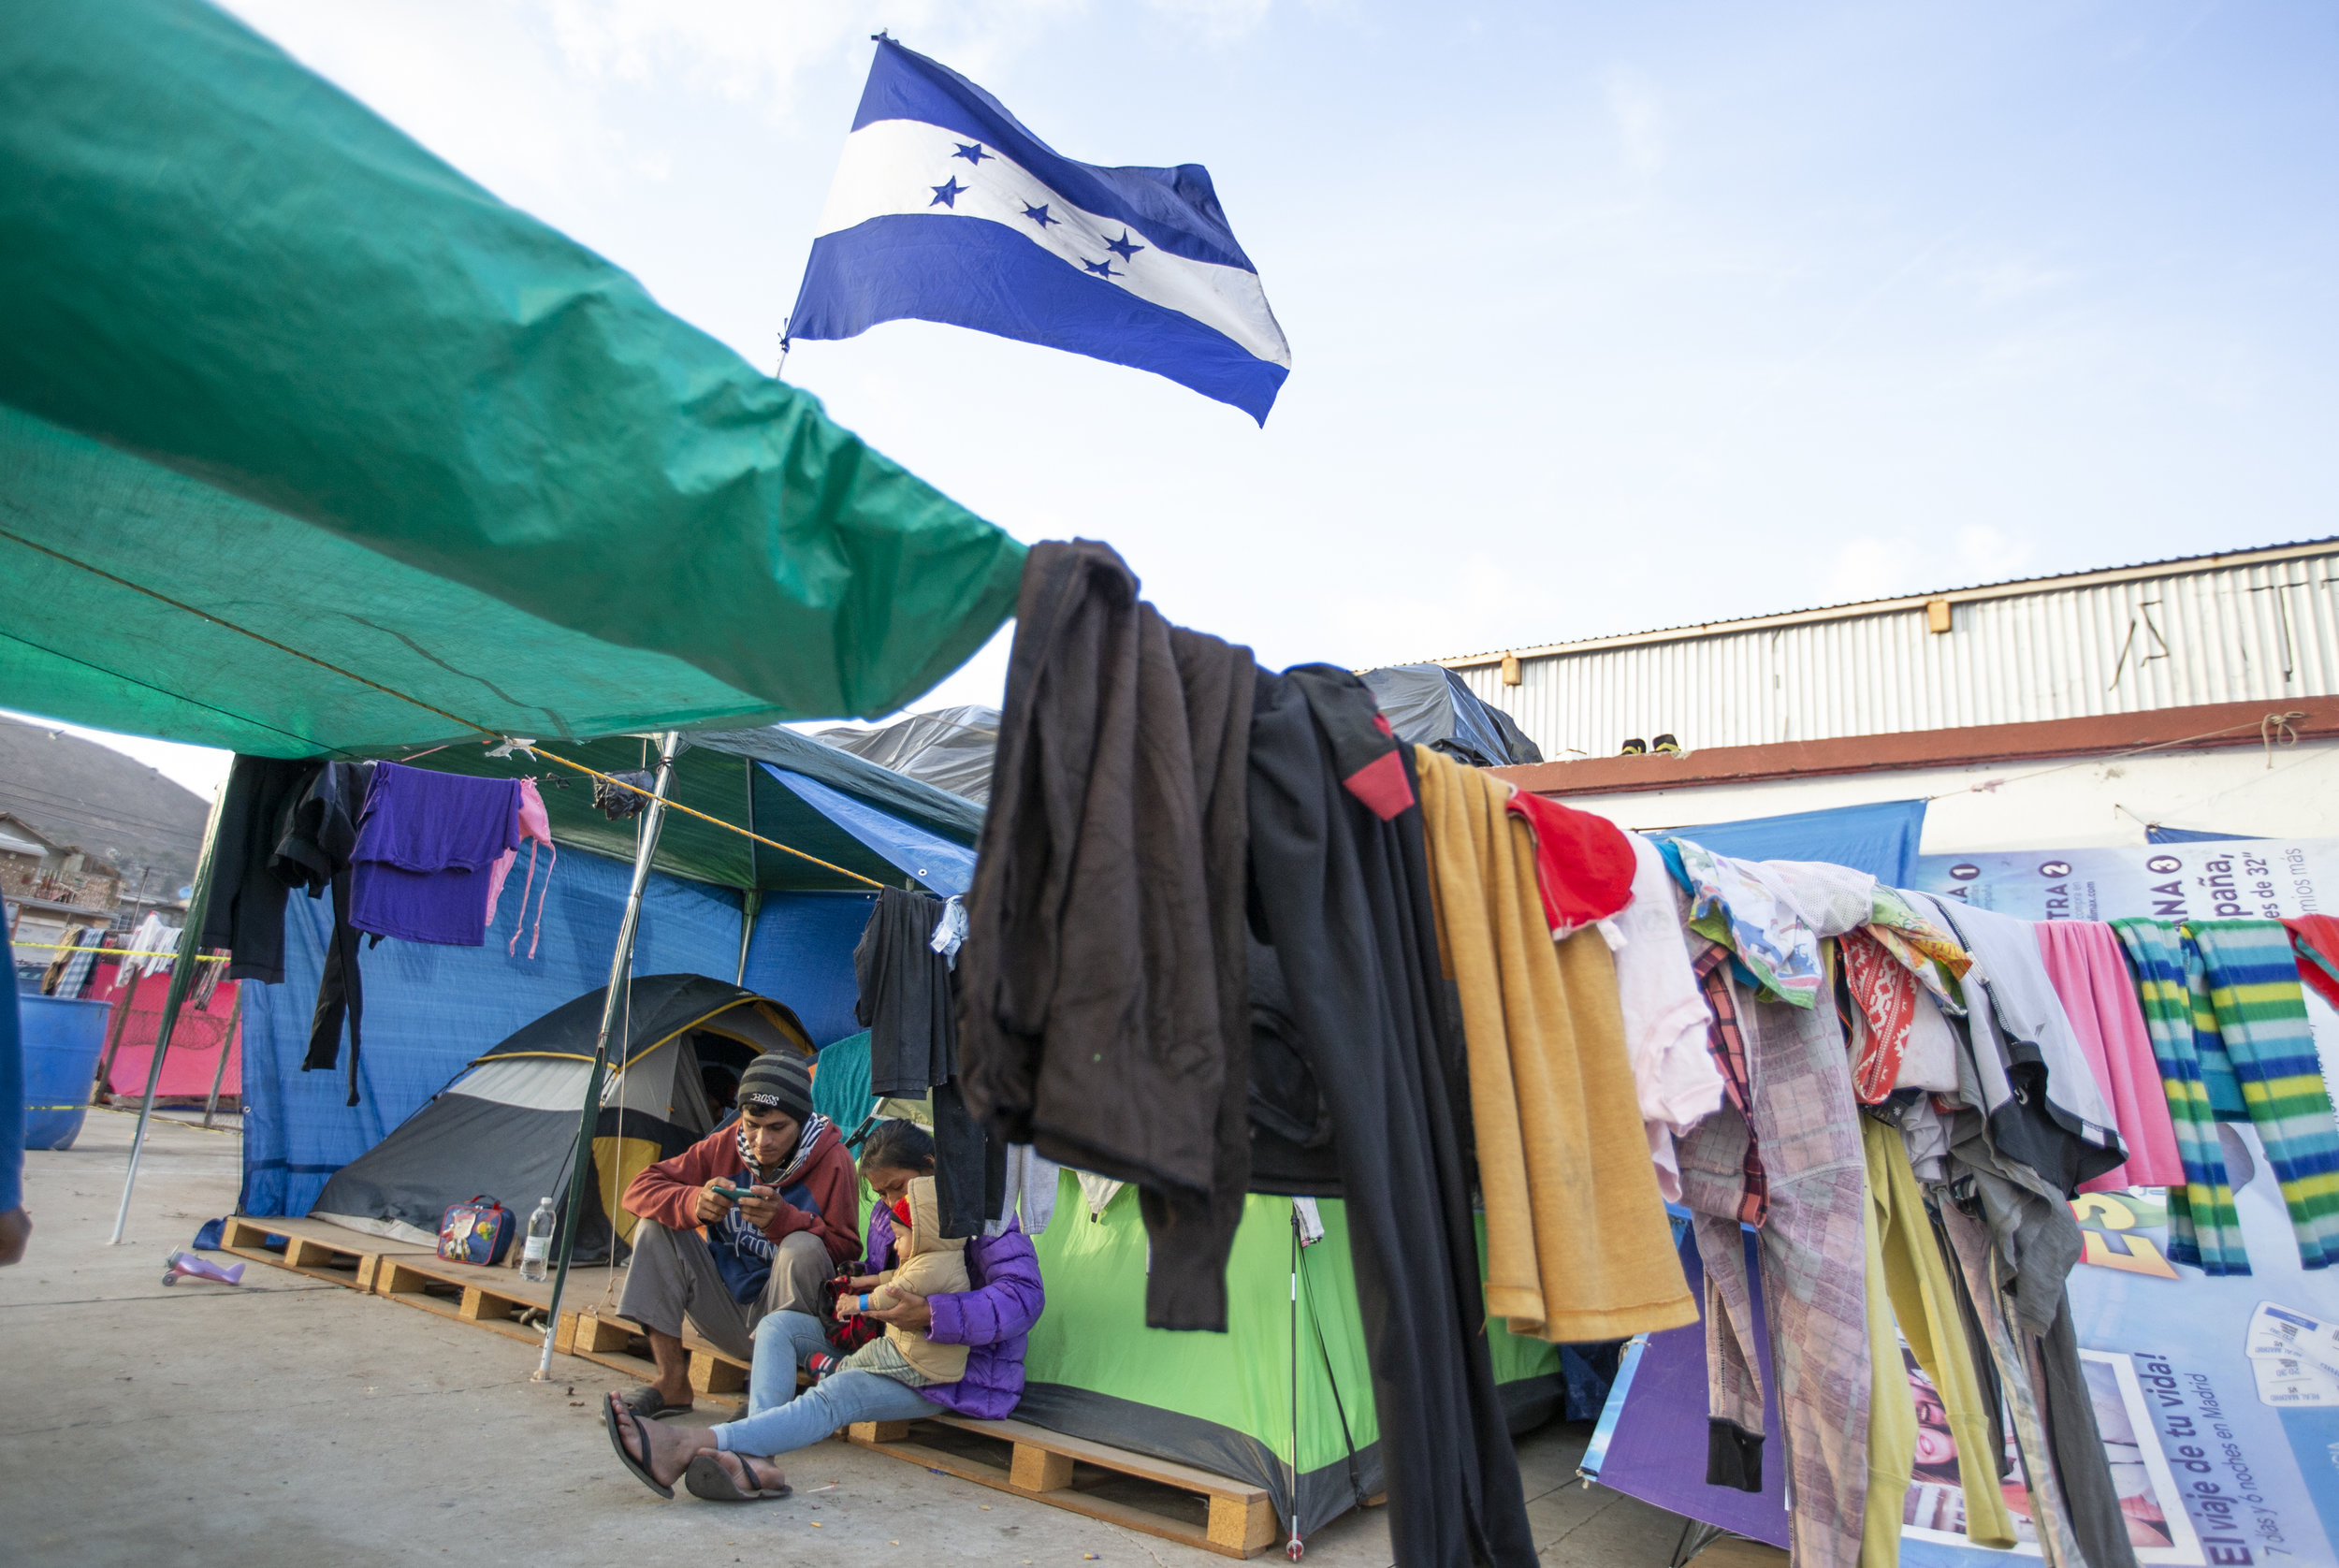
[203,987,243,1129]
[734,889,762,987]
[109,778,229,1245]
[736,755,761,986]
[1287,1205,1304,1561]
[536,731,683,1379]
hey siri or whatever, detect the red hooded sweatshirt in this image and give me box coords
[621,1119,861,1267]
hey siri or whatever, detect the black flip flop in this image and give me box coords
[604,1394,675,1499]
[684,1451,793,1503]
[617,1385,692,1419]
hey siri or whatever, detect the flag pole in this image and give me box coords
[534,730,684,1380]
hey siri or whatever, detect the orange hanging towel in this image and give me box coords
[1414,747,1695,1343]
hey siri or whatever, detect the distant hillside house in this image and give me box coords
[1,810,122,954]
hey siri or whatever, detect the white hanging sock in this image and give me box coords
[929,895,968,968]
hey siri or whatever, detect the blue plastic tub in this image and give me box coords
[19,994,111,1150]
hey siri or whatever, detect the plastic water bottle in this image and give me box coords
[519,1197,556,1283]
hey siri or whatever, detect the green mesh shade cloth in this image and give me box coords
[0,0,1024,758]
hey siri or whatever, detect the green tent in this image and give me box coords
[1024,1175,1565,1538]
[0,0,1024,758]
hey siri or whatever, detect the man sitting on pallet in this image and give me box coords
[611,1053,858,1418]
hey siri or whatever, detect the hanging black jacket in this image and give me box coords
[200,756,320,984]
[956,540,1255,1330]
[271,760,373,1105]
[853,886,1002,1239]
[1246,663,1535,1568]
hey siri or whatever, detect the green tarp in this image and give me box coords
[414,727,981,892]
[0,0,1024,757]
[1021,1175,1563,1536]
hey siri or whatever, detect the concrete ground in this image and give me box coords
[1,1111,1737,1567]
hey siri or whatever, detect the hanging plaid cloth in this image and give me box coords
[2186,921,2339,1271]
[2111,919,2249,1274]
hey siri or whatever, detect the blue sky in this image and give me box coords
[50,0,2339,789]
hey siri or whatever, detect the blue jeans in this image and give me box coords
[712,1310,943,1458]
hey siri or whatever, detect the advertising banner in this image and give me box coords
[1911,838,2339,924]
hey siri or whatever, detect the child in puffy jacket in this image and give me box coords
[821,1175,967,1387]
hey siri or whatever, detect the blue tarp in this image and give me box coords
[739,889,879,1048]
[1667,798,1928,886]
[762,762,977,895]
[241,848,746,1218]
[240,732,972,1217]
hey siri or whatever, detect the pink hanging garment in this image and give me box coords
[2034,919,2184,1191]
[485,778,557,957]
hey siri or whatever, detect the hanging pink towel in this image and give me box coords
[2035,919,2185,1191]
[485,778,557,957]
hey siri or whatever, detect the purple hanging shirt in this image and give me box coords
[349,763,522,946]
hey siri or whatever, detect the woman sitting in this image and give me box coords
[605,1119,1047,1502]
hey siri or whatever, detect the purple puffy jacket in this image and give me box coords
[859,1205,1044,1420]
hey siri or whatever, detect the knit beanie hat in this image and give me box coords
[736,1053,813,1124]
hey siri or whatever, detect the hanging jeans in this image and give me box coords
[712,1309,944,1458]
[1677,983,1871,1568]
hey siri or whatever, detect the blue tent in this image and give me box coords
[240,728,973,1219]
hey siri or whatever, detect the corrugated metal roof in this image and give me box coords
[1449,540,2339,761]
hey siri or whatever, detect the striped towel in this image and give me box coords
[2110,920,2248,1274]
[2188,921,2339,1270]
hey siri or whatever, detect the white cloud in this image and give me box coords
[1604,66,1666,180]
[1824,538,1905,603]
[1143,0,1274,43]
[1954,524,2037,584]
[1956,257,2080,308]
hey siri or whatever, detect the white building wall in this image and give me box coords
[1555,737,2339,856]
[1457,549,2339,761]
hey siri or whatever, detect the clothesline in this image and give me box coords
[12,941,227,963]
[1922,709,2308,802]
[501,746,887,891]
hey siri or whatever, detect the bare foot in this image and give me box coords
[606,1392,719,1488]
[709,1451,787,1495]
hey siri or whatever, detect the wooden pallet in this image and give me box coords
[223,1214,1281,1554]
[369,1253,566,1346]
[847,1414,1280,1559]
[554,1307,750,1408]
[216,1214,415,1291]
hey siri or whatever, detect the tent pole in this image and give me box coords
[536,730,683,1380]
[203,986,242,1129]
[736,755,759,985]
[1287,1205,1303,1561]
[735,889,761,986]
[109,777,229,1245]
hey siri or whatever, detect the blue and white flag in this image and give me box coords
[786,39,1291,424]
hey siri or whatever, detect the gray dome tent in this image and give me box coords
[1358,665,1542,768]
[312,975,812,1258]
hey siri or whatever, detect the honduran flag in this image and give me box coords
[785,38,1291,425]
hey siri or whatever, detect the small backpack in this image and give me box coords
[437,1196,515,1266]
